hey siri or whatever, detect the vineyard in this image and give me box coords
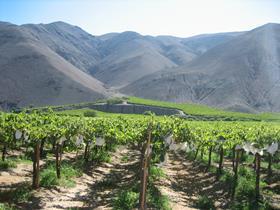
[0,109,279,210]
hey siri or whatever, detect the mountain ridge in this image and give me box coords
[121,23,280,112]
[0,21,110,110]
[1,20,279,112]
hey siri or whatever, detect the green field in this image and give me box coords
[53,97,280,122]
[127,97,280,121]
[57,108,148,118]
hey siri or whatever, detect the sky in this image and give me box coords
[0,0,280,37]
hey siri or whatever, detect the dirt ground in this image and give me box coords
[0,148,279,210]
[155,152,229,210]
[36,147,138,210]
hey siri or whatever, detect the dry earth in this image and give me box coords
[0,148,279,209]
[155,152,229,210]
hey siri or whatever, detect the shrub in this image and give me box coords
[40,162,82,188]
[113,182,171,210]
[91,149,111,163]
[113,190,138,210]
[230,166,257,209]
[12,183,32,202]
[235,177,255,200]
[239,152,248,162]
[0,183,32,204]
[238,166,255,179]
[106,98,123,105]
[196,195,215,210]
[84,110,97,117]
[0,160,16,170]
[149,166,166,182]
[0,203,16,210]
[40,166,58,187]
[220,171,234,184]
[147,185,171,210]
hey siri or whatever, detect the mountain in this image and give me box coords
[0,22,109,110]
[181,32,244,55]
[1,20,278,112]
[91,32,194,87]
[22,21,102,73]
[121,23,280,112]
[91,31,241,87]
[18,23,237,89]
[18,24,203,88]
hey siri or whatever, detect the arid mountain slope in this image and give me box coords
[121,23,280,112]
[0,22,108,109]
[22,21,101,73]
[2,21,279,112]
[91,32,185,87]
[91,31,241,87]
[14,23,238,89]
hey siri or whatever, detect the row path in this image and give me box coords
[26,147,140,210]
[1,149,245,210]
[156,152,229,210]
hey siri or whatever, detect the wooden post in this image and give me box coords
[56,143,61,179]
[232,149,240,199]
[2,144,6,161]
[139,126,152,210]
[40,138,46,158]
[255,153,261,204]
[232,146,236,171]
[217,146,224,179]
[206,146,212,171]
[84,142,89,162]
[253,155,257,171]
[32,142,40,189]
[194,146,200,161]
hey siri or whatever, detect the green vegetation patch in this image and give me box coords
[195,195,215,210]
[0,203,16,210]
[0,160,17,170]
[113,181,171,210]
[40,161,82,188]
[90,148,112,163]
[0,183,32,204]
[149,166,166,182]
[113,190,139,210]
[128,97,280,122]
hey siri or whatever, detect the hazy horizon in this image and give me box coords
[1,0,280,37]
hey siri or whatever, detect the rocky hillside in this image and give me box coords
[122,23,280,112]
[1,21,279,112]
[0,22,109,110]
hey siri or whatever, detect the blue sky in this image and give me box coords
[0,0,280,37]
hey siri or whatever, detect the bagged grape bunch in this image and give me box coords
[95,137,105,146]
[75,135,84,146]
[164,134,173,147]
[265,142,278,155]
[58,136,66,145]
[15,130,22,140]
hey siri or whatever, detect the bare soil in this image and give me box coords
[156,152,229,210]
[0,148,279,210]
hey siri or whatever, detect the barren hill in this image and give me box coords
[0,22,108,109]
[121,23,280,112]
